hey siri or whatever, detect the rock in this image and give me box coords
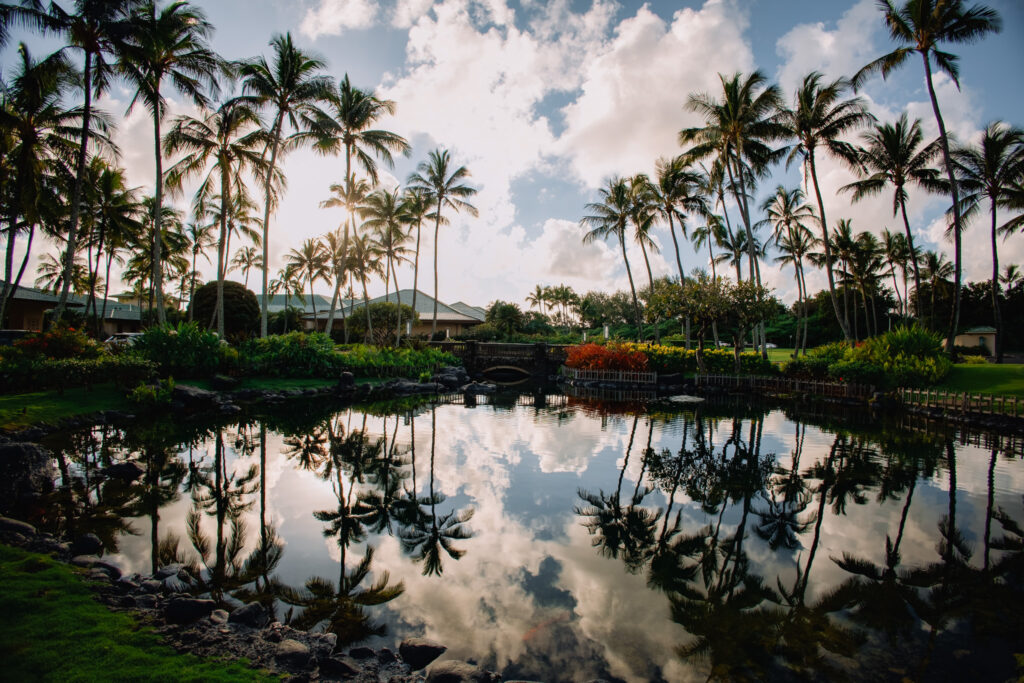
[218,402,242,415]
[0,443,55,515]
[71,533,104,556]
[426,660,501,683]
[317,656,360,678]
[70,555,122,579]
[116,577,140,592]
[88,568,111,581]
[275,639,311,669]
[667,395,705,404]
[210,609,229,625]
[165,597,216,624]
[432,373,461,389]
[210,374,240,391]
[378,648,397,664]
[337,372,356,388]
[135,594,158,609]
[229,602,269,628]
[156,563,184,578]
[400,638,448,671]
[0,516,37,537]
[462,382,496,395]
[348,646,375,660]
[162,575,190,593]
[119,595,137,608]
[140,579,163,593]
[172,385,220,412]
[103,461,145,481]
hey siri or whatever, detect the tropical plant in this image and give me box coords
[285,238,328,322]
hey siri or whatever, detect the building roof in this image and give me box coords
[1,281,84,306]
[449,301,486,322]
[256,293,335,314]
[963,326,997,334]
[304,289,481,324]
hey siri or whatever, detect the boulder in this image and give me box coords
[463,382,497,396]
[135,594,158,609]
[156,563,184,578]
[71,533,103,556]
[210,374,240,391]
[165,597,216,624]
[161,575,190,593]
[172,384,220,410]
[70,555,122,579]
[348,646,375,660]
[0,443,55,515]
[209,609,229,625]
[317,656,360,678]
[426,660,501,683]
[399,637,448,671]
[228,602,270,628]
[102,462,144,482]
[218,403,242,415]
[274,639,311,669]
[0,517,36,537]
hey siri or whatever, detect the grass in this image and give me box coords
[0,385,130,431]
[0,544,277,682]
[934,363,1024,398]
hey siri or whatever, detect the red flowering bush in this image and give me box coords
[565,343,649,371]
[14,325,101,360]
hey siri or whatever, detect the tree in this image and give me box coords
[854,0,1003,350]
[581,177,644,340]
[649,273,732,373]
[118,0,220,325]
[777,72,873,340]
[239,32,333,338]
[764,187,816,355]
[952,122,1024,362]
[163,93,267,337]
[841,114,943,318]
[320,176,370,338]
[485,300,525,335]
[346,233,383,340]
[407,148,479,340]
[400,186,432,317]
[285,238,327,323]
[229,245,262,289]
[651,155,709,283]
[729,279,776,372]
[184,220,214,321]
[188,279,258,337]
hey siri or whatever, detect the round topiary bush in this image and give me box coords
[188,280,260,338]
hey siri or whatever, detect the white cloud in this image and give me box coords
[300,0,378,40]
[391,0,434,29]
[557,0,755,188]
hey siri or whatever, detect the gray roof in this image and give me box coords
[256,293,335,313]
[449,301,486,322]
[304,289,480,324]
[964,326,997,334]
[1,281,83,306]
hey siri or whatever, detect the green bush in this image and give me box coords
[618,343,775,375]
[240,331,339,378]
[132,322,222,378]
[128,378,175,408]
[0,356,157,394]
[334,344,458,378]
[961,354,988,365]
[13,325,102,360]
[187,280,260,338]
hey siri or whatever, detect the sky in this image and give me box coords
[4,0,1024,310]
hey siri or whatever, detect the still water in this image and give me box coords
[32,392,1024,682]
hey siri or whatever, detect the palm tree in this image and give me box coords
[184,219,214,320]
[163,93,267,337]
[0,45,81,328]
[364,189,411,344]
[4,0,141,321]
[952,122,1024,362]
[777,72,874,340]
[400,186,431,317]
[650,155,709,282]
[239,33,333,338]
[692,216,724,280]
[36,250,86,294]
[853,0,1003,350]
[1001,264,1022,290]
[841,114,943,318]
[764,187,816,354]
[525,284,547,313]
[320,228,350,337]
[581,178,643,339]
[628,174,662,342]
[407,148,479,340]
[922,250,954,328]
[347,233,383,341]
[320,176,370,337]
[880,228,910,317]
[230,245,262,289]
[118,0,220,325]
[285,238,328,322]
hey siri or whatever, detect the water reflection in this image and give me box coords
[26,394,1024,680]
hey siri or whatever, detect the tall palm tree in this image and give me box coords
[650,155,709,282]
[184,219,214,320]
[952,122,1024,363]
[880,228,910,317]
[762,186,816,354]
[118,0,220,325]
[922,250,954,328]
[525,284,547,313]
[628,174,661,342]
[841,114,943,318]
[320,228,350,337]
[6,0,141,322]
[364,189,411,345]
[320,176,370,337]
[285,237,327,322]
[854,0,1003,350]
[163,93,267,337]
[692,215,725,281]
[581,177,643,339]
[777,72,874,340]
[239,32,333,338]
[400,186,432,318]
[230,245,262,289]
[407,148,479,340]
[0,45,81,328]
[347,232,383,341]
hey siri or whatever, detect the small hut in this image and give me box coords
[954,326,997,355]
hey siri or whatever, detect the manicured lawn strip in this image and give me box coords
[0,544,277,682]
[934,364,1024,398]
[0,385,130,431]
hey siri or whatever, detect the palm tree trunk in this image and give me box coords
[89,217,107,335]
[898,196,923,318]
[619,232,642,342]
[889,261,904,318]
[432,212,441,340]
[3,224,35,326]
[807,150,851,340]
[638,236,660,344]
[215,168,229,339]
[668,211,685,282]
[393,260,402,346]
[412,218,422,319]
[260,117,283,338]
[921,56,964,352]
[325,272,341,336]
[361,271,372,342]
[0,221,16,326]
[55,50,93,324]
[101,249,113,326]
[152,111,167,325]
[990,201,1003,362]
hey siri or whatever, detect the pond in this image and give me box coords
[26,391,1024,682]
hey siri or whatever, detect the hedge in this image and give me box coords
[0,356,157,394]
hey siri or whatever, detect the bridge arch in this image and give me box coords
[479,365,532,382]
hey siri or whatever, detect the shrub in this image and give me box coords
[240,331,339,377]
[128,378,175,408]
[0,356,157,394]
[334,344,458,378]
[961,354,988,365]
[618,343,775,375]
[954,344,990,358]
[13,325,102,360]
[132,322,222,378]
[565,343,649,372]
[187,281,260,338]
[343,302,418,345]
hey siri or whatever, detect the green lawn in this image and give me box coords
[0,544,277,682]
[935,363,1024,398]
[767,348,796,364]
[0,385,130,431]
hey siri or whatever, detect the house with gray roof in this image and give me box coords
[302,289,483,337]
[1,281,83,331]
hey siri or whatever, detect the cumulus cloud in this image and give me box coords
[300,0,378,40]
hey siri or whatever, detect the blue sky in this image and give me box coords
[4,0,1023,307]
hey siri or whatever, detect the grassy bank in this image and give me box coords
[0,544,275,682]
[934,363,1024,398]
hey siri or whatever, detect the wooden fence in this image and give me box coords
[696,374,875,400]
[898,387,1023,417]
[562,367,658,385]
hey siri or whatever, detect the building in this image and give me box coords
[954,326,997,354]
[448,301,487,323]
[255,293,335,316]
[0,281,143,335]
[303,289,484,337]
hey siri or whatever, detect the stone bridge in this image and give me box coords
[429,341,569,380]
